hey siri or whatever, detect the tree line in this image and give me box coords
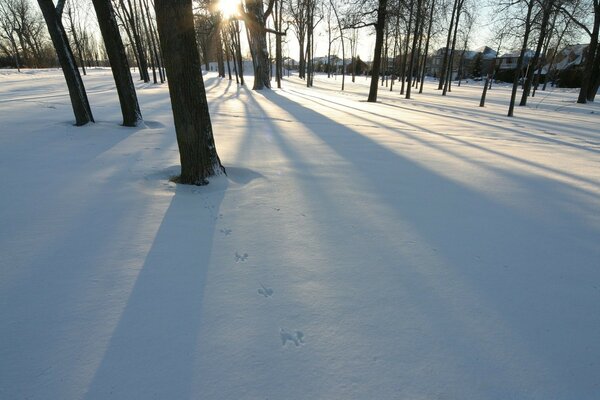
[2,0,598,184]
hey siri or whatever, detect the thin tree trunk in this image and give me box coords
[419,0,435,93]
[442,0,462,95]
[406,0,422,99]
[520,0,552,106]
[400,3,413,95]
[438,0,457,90]
[508,0,534,116]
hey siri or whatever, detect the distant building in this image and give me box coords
[427,46,497,79]
[496,50,535,70]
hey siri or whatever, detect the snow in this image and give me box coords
[1,68,599,399]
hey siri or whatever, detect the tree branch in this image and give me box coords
[55,0,66,17]
[557,5,591,36]
[263,0,275,22]
[343,22,376,30]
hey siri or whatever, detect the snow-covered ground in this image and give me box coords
[1,68,599,399]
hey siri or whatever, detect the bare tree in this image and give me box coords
[507,0,536,117]
[91,0,142,126]
[37,0,94,125]
[154,0,224,184]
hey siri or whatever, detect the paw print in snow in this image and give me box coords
[280,329,304,347]
[220,228,232,236]
[235,252,248,262]
[258,283,274,298]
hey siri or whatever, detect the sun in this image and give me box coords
[217,0,240,19]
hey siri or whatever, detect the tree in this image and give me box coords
[406,0,424,99]
[154,0,225,184]
[243,0,271,89]
[519,0,555,106]
[37,0,94,126]
[560,0,600,102]
[507,0,535,117]
[91,0,142,126]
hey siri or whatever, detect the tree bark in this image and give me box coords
[520,0,552,106]
[406,0,422,99]
[91,0,142,127]
[419,0,435,94]
[508,0,534,117]
[37,0,94,125]
[154,0,224,184]
[245,0,270,89]
[438,0,457,90]
[367,0,387,102]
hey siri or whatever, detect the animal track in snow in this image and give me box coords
[220,228,232,236]
[235,252,248,262]
[280,329,304,347]
[258,283,273,297]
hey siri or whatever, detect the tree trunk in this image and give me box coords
[578,5,599,103]
[442,0,462,95]
[520,0,552,106]
[406,0,422,99]
[37,0,94,126]
[245,0,270,89]
[330,0,345,90]
[508,0,534,117]
[400,4,412,95]
[367,0,387,102]
[91,0,142,127]
[438,0,457,90]
[154,0,224,185]
[419,0,435,94]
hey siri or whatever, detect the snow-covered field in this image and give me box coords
[1,68,599,399]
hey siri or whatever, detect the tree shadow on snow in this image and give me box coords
[83,179,227,400]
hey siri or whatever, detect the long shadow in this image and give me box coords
[253,90,600,391]
[287,86,600,156]
[83,181,226,399]
[282,87,600,191]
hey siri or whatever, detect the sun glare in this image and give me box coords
[218,0,240,18]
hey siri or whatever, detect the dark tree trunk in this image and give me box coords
[520,0,552,106]
[367,0,387,102]
[330,0,345,90]
[400,4,413,95]
[275,0,283,88]
[508,0,534,117]
[245,0,270,89]
[578,5,600,103]
[233,20,244,85]
[154,0,224,184]
[216,27,226,78]
[438,0,457,90]
[123,0,150,82]
[298,36,306,79]
[406,0,422,99]
[37,0,94,126]
[587,48,600,101]
[419,0,435,94]
[442,0,462,95]
[91,0,142,127]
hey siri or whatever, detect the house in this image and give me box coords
[542,44,589,87]
[542,44,587,74]
[497,50,535,70]
[427,47,492,79]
